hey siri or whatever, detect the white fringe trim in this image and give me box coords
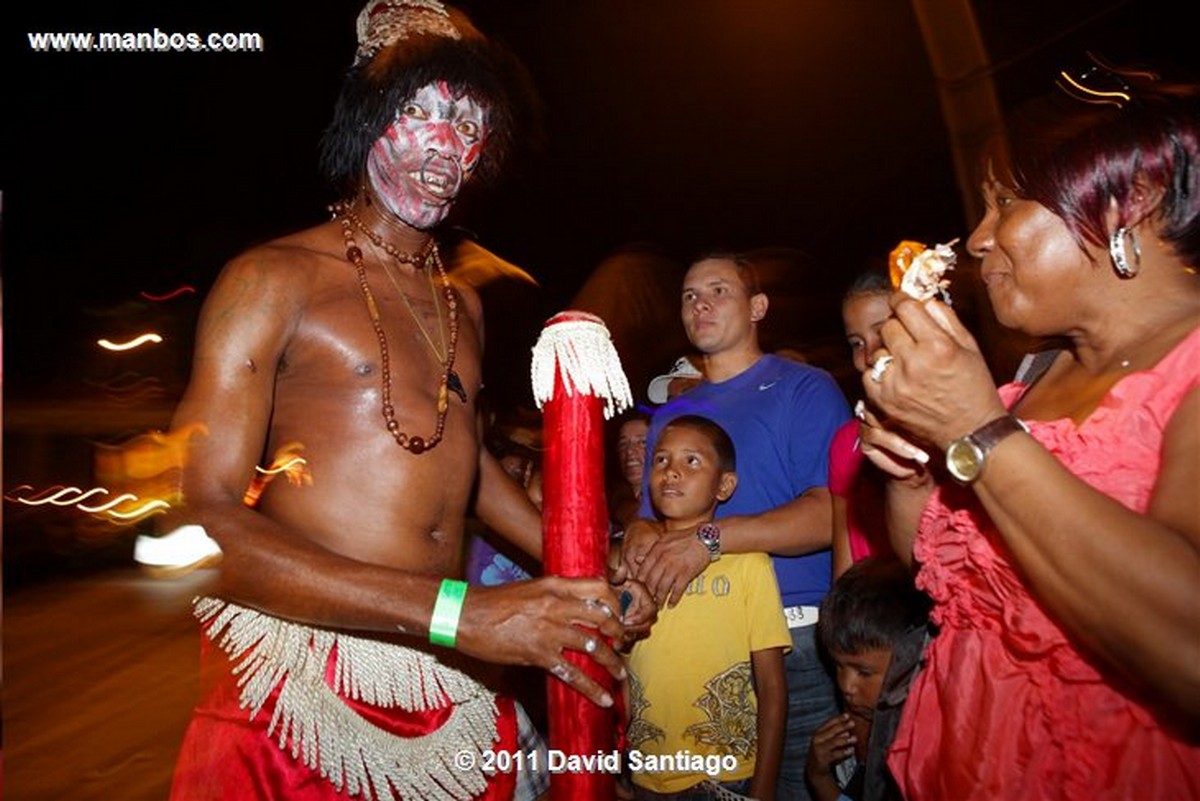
[195,597,499,801]
[530,312,633,420]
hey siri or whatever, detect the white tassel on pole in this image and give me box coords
[531,311,633,420]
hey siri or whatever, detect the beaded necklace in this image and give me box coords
[332,199,464,454]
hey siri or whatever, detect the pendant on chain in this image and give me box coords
[447,370,467,403]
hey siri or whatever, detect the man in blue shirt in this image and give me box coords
[620,252,850,801]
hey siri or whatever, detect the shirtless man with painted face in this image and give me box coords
[167,4,630,798]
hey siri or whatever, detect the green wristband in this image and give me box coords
[429,579,468,648]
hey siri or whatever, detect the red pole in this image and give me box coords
[533,311,632,801]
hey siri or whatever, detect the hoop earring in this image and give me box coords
[1109,227,1140,278]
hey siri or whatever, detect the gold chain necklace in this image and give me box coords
[378,248,449,363]
[331,199,465,454]
[338,198,468,401]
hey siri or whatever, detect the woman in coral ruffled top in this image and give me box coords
[857,64,1200,799]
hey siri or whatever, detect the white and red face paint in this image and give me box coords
[365,81,488,230]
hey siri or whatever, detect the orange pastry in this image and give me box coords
[888,239,958,301]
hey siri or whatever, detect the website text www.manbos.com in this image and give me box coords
[28,29,264,54]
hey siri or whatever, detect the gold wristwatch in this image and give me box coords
[945,414,1028,484]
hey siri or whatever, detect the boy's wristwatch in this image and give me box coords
[696,522,721,561]
[945,414,1028,484]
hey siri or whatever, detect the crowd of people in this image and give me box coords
[159,1,1198,799]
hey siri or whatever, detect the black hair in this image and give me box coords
[843,260,891,302]
[818,558,931,655]
[658,414,736,473]
[320,6,538,196]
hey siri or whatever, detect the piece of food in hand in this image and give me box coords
[889,239,959,302]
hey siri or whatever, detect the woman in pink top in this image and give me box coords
[858,64,1200,799]
[829,268,895,579]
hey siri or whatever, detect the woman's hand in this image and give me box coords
[855,401,937,564]
[863,295,1007,449]
[855,401,932,483]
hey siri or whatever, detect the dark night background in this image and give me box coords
[0,7,1193,792]
[1,0,1194,461]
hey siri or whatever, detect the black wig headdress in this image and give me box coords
[320,1,535,195]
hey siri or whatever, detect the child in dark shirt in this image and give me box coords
[806,559,930,801]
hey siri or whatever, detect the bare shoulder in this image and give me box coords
[195,220,343,354]
[216,222,340,296]
[210,221,343,306]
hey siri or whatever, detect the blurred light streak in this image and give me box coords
[98,333,163,351]
[7,484,105,505]
[104,499,171,520]
[85,373,170,404]
[134,524,222,574]
[5,484,171,524]
[75,492,140,512]
[450,240,539,288]
[94,424,205,484]
[244,442,311,507]
[139,285,196,302]
[91,423,209,527]
[256,456,308,476]
[85,372,164,391]
[103,385,173,407]
[1058,70,1130,106]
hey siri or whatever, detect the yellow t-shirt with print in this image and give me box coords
[625,552,791,794]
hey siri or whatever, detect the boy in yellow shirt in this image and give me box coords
[624,415,790,800]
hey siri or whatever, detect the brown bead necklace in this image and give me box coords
[332,199,464,455]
